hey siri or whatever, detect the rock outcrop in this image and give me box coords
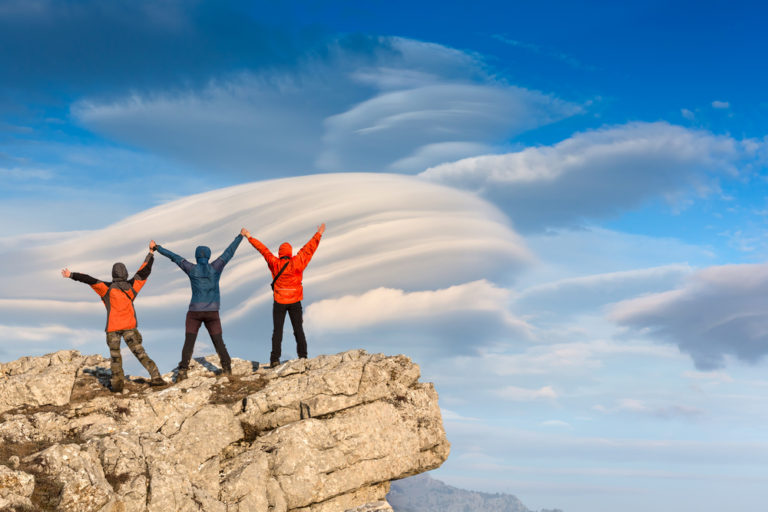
[0,349,449,512]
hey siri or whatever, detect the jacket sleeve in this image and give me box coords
[294,230,323,271]
[247,236,278,269]
[70,273,109,297]
[156,245,193,274]
[211,234,243,272]
[129,252,154,294]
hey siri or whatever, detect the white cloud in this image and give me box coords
[0,173,530,365]
[711,100,730,109]
[421,122,759,231]
[73,37,580,177]
[304,280,528,334]
[594,399,704,419]
[0,167,53,180]
[516,264,693,316]
[441,409,481,422]
[681,108,695,120]
[683,370,734,383]
[318,82,580,173]
[612,262,768,369]
[470,339,679,377]
[496,385,558,401]
[0,323,102,346]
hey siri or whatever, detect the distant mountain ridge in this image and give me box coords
[388,473,563,512]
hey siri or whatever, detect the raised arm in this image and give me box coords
[243,227,278,267]
[211,234,243,272]
[294,223,324,270]
[129,247,155,294]
[154,241,193,274]
[62,268,108,296]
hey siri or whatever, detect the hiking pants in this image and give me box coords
[106,328,161,386]
[179,310,231,372]
[271,301,307,363]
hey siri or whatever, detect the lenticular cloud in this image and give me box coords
[0,173,530,364]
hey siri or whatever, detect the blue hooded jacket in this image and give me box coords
[157,234,243,311]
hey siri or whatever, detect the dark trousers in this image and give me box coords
[271,301,307,363]
[179,310,231,371]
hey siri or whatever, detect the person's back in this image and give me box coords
[61,244,166,391]
[156,239,241,311]
[153,234,243,379]
[242,224,324,366]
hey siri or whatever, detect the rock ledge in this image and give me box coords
[0,349,449,512]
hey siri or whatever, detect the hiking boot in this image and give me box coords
[269,360,280,368]
[176,368,188,382]
[150,376,167,387]
[111,379,124,393]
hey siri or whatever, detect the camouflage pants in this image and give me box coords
[106,329,161,386]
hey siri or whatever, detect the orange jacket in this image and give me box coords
[248,230,322,304]
[70,253,154,332]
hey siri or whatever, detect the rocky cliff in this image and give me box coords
[0,349,450,512]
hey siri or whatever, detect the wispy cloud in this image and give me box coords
[0,173,528,365]
[0,167,54,180]
[305,280,530,333]
[496,385,558,401]
[594,399,705,419]
[516,264,693,316]
[465,339,680,378]
[421,122,760,232]
[492,34,593,70]
[612,262,768,369]
[73,37,581,176]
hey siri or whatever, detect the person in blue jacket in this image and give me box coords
[151,234,243,381]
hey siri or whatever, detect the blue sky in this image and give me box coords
[2,1,768,511]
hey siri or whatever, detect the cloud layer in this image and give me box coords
[72,37,580,176]
[612,262,768,369]
[0,173,529,367]
[421,122,759,231]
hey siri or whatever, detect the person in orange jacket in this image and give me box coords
[61,241,166,391]
[241,224,325,367]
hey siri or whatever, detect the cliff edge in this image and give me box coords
[0,349,450,512]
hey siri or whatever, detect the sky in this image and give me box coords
[2,1,768,511]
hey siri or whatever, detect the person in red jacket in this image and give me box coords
[61,241,166,391]
[241,224,325,367]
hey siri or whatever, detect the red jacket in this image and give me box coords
[70,253,153,332]
[248,230,322,304]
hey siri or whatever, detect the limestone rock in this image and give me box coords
[346,501,394,512]
[0,464,35,510]
[0,349,449,511]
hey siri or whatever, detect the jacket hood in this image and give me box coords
[195,245,211,262]
[112,262,128,281]
[278,243,292,258]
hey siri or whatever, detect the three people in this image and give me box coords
[241,224,325,367]
[63,224,325,391]
[152,234,243,381]
[61,242,166,391]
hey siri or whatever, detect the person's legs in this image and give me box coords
[287,301,307,359]
[179,311,203,370]
[271,302,288,365]
[123,328,164,384]
[202,311,231,374]
[106,331,125,392]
